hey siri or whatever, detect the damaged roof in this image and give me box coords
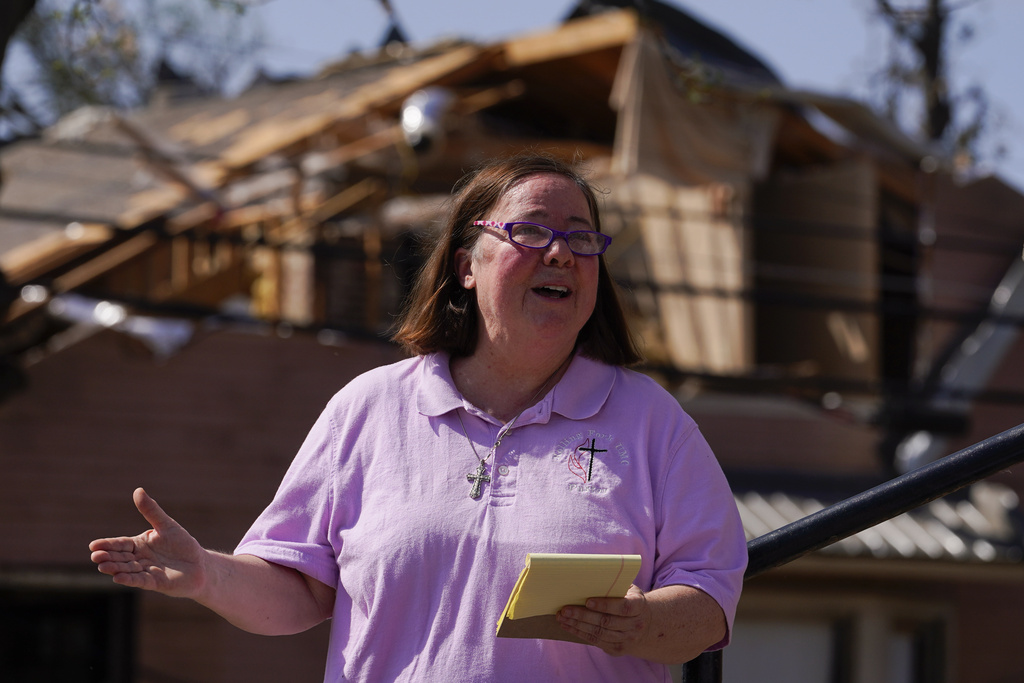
[566,0,783,88]
[735,477,1024,569]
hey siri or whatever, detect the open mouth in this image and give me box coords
[533,285,571,299]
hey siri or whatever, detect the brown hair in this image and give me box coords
[391,153,642,366]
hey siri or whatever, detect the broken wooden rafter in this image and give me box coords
[1,223,113,285]
[500,10,637,69]
[3,11,634,328]
[456,80,527,115]
[113,114,224,212]
[151,242,250,306]
[271,177,386,246]
[217,45,503,178]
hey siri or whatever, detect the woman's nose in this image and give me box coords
[543,235,576,266]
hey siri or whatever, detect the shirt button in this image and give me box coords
[498,465,510,476]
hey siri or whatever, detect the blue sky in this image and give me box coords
[252,0,1024,194]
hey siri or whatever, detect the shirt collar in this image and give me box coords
[415,352,616,424]
[415,352,464,417]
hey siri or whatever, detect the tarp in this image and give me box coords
[610,31,779,186]
[606,31,779,372]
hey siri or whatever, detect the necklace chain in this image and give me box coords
[456,355,572,499]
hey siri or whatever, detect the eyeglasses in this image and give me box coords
[472,221,612,256]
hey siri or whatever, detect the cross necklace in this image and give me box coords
[455,355,572,500]
[458,412,514,500]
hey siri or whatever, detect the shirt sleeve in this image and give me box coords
[234,399,340,590]
[651,421,748,650]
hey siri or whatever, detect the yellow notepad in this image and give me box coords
[496,553,642,641]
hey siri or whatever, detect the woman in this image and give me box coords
[90,154,747,681]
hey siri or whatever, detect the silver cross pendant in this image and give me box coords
[467,460,491,499]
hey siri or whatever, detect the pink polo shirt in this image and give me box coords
[236,352,747,682]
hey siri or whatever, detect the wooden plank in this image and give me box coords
[113,115,223,209]
[501,10,637,68]
[4,230,161,323]
[166,202,224,236]
[218,112,337,172]
[458,80,527,114]
[272,178,384,245]
[52,232,158,292]
[318,82,528,169]
[1,224,113,283]
[120,187,189,228]
[109,41,525,233]
[218,45,498,173]
[307,178,384,225]
[150,257,252,307]
[343,45,501,112]
[320,126,404,168]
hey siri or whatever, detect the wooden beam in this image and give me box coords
[218,45,500,174]
[1,224,113,284]
[166,202,224,236]
[119,186,189,229]
[317,81,528,171]
[308,178,384,225]
[350,45,503,110]
[501,10,637,68]
[52,232,158,293]
[150,255,252,308]
[273,178,385,245]
[217,203,287,230]
[218,112,337,175]
[457,80,527,114]
[321,126,405,170]
[113,115,223,210]
[3,229,161,323]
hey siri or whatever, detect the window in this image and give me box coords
[721,592,948,683]
[725,616,846,683]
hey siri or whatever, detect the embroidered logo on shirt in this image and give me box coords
[569,438,607,483]
[555,430,629,494]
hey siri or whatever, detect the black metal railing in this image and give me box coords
[681,422,1024,683]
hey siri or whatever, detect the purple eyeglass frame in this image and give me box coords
[472,220,612,255]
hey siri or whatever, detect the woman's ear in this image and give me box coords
[454,247,476,290]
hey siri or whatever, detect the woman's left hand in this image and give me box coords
[555,584,651,656]
[556,583,726,663]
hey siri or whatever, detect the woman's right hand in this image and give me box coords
[89,487,207,599]
[90,487,334,636]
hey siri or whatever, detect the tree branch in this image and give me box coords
[0,0,37,77]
